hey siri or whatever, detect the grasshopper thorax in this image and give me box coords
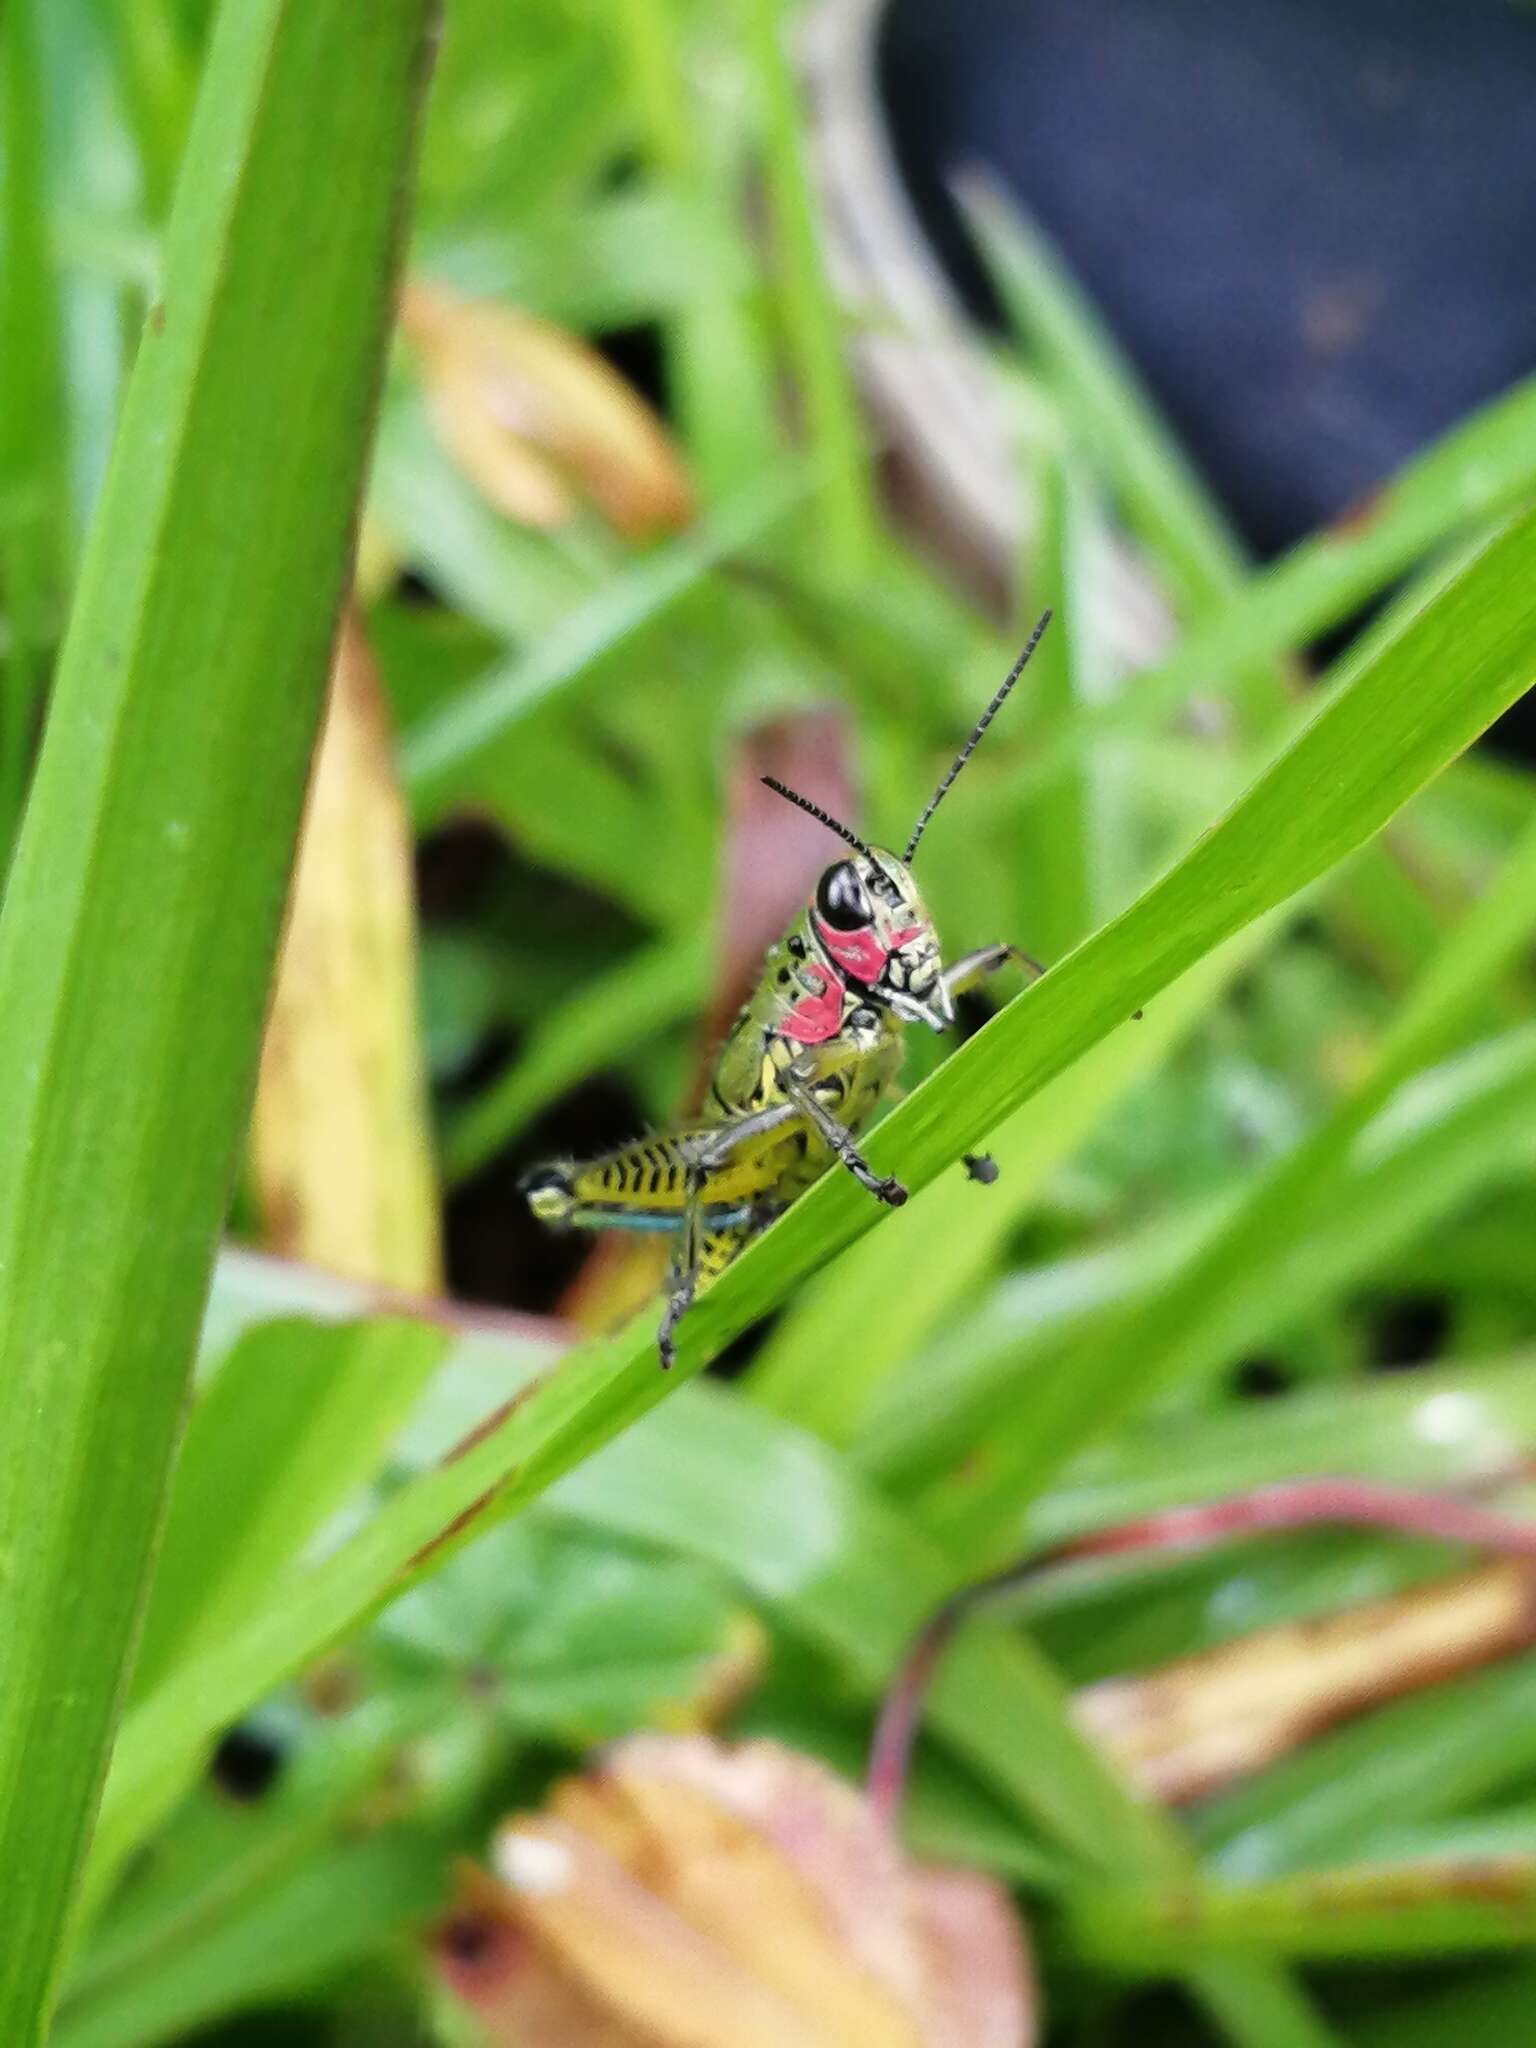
[804,847,950,1033]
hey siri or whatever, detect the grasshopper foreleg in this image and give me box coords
[782,1055,907,1209]
[657,1164,706,1372]
[941,941,1045,1003]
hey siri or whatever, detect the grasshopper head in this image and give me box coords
[810,848,952,1033]
[760,606,1054,1039]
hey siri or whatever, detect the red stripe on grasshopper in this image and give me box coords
[782,962,845,1044]
[814,918,927,985]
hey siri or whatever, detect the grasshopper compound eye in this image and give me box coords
[815,860,873,931]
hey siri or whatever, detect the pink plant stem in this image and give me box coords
[866,1474,1536,1829]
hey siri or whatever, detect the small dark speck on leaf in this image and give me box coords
[963,1152,1000,1185]
[211,1723,285,1802]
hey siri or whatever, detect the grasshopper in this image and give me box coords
[522,611,1052,1368]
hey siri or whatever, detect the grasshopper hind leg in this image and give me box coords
[656,1166,705,1372]
[520,1112,797,1369]
[656,1195,773,1371]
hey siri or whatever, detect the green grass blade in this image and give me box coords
[0,0,69,851]
[57,1834,448,2048]
[966,176,1536,810]
[1199,1659,1536,1881]
[129,1318,447,1700]
[57,1685,448,2048]
[1008,441,1096,954]
[1025,1348,1536,1557]
[1351,1962,1536,2048]
[442,931,707,1183]
[1371,810,1536,1081]
[1071,1860,1536,1967]
[936,1025,1536,1563]
[85,504,1536,1911]
[94,0,193,222]
[0,4,432,2034]
[958,807,1536,1530]
[1061,373,1536,772]
[1187,1961,1344,2048]
[852,1202,1220,1490]
[740,0,878,574]
[399,464,805,819]
[613,0,781,498]
[961,173,1248,615]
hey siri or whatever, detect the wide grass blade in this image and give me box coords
[860,1035,1536,1509]
[0,3,433,2035]
[0,0,68,850]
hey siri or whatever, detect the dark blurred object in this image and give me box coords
[879,0,1536,560]
[795,0,1536,751]
[211,1724,285,1803]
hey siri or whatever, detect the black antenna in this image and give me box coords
[904,609,1053,863]
[760,776,874,860]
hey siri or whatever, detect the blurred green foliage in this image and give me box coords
[6,1,1536,2045]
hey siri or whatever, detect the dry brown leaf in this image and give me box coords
[1076,1560,1536,1804]
[400,279,693,540]
[429,1735,1036,2048]
[250,609,442,1292]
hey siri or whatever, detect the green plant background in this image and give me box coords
[3,2,1536,2044]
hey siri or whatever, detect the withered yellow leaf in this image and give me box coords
[251,609,441,1292]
